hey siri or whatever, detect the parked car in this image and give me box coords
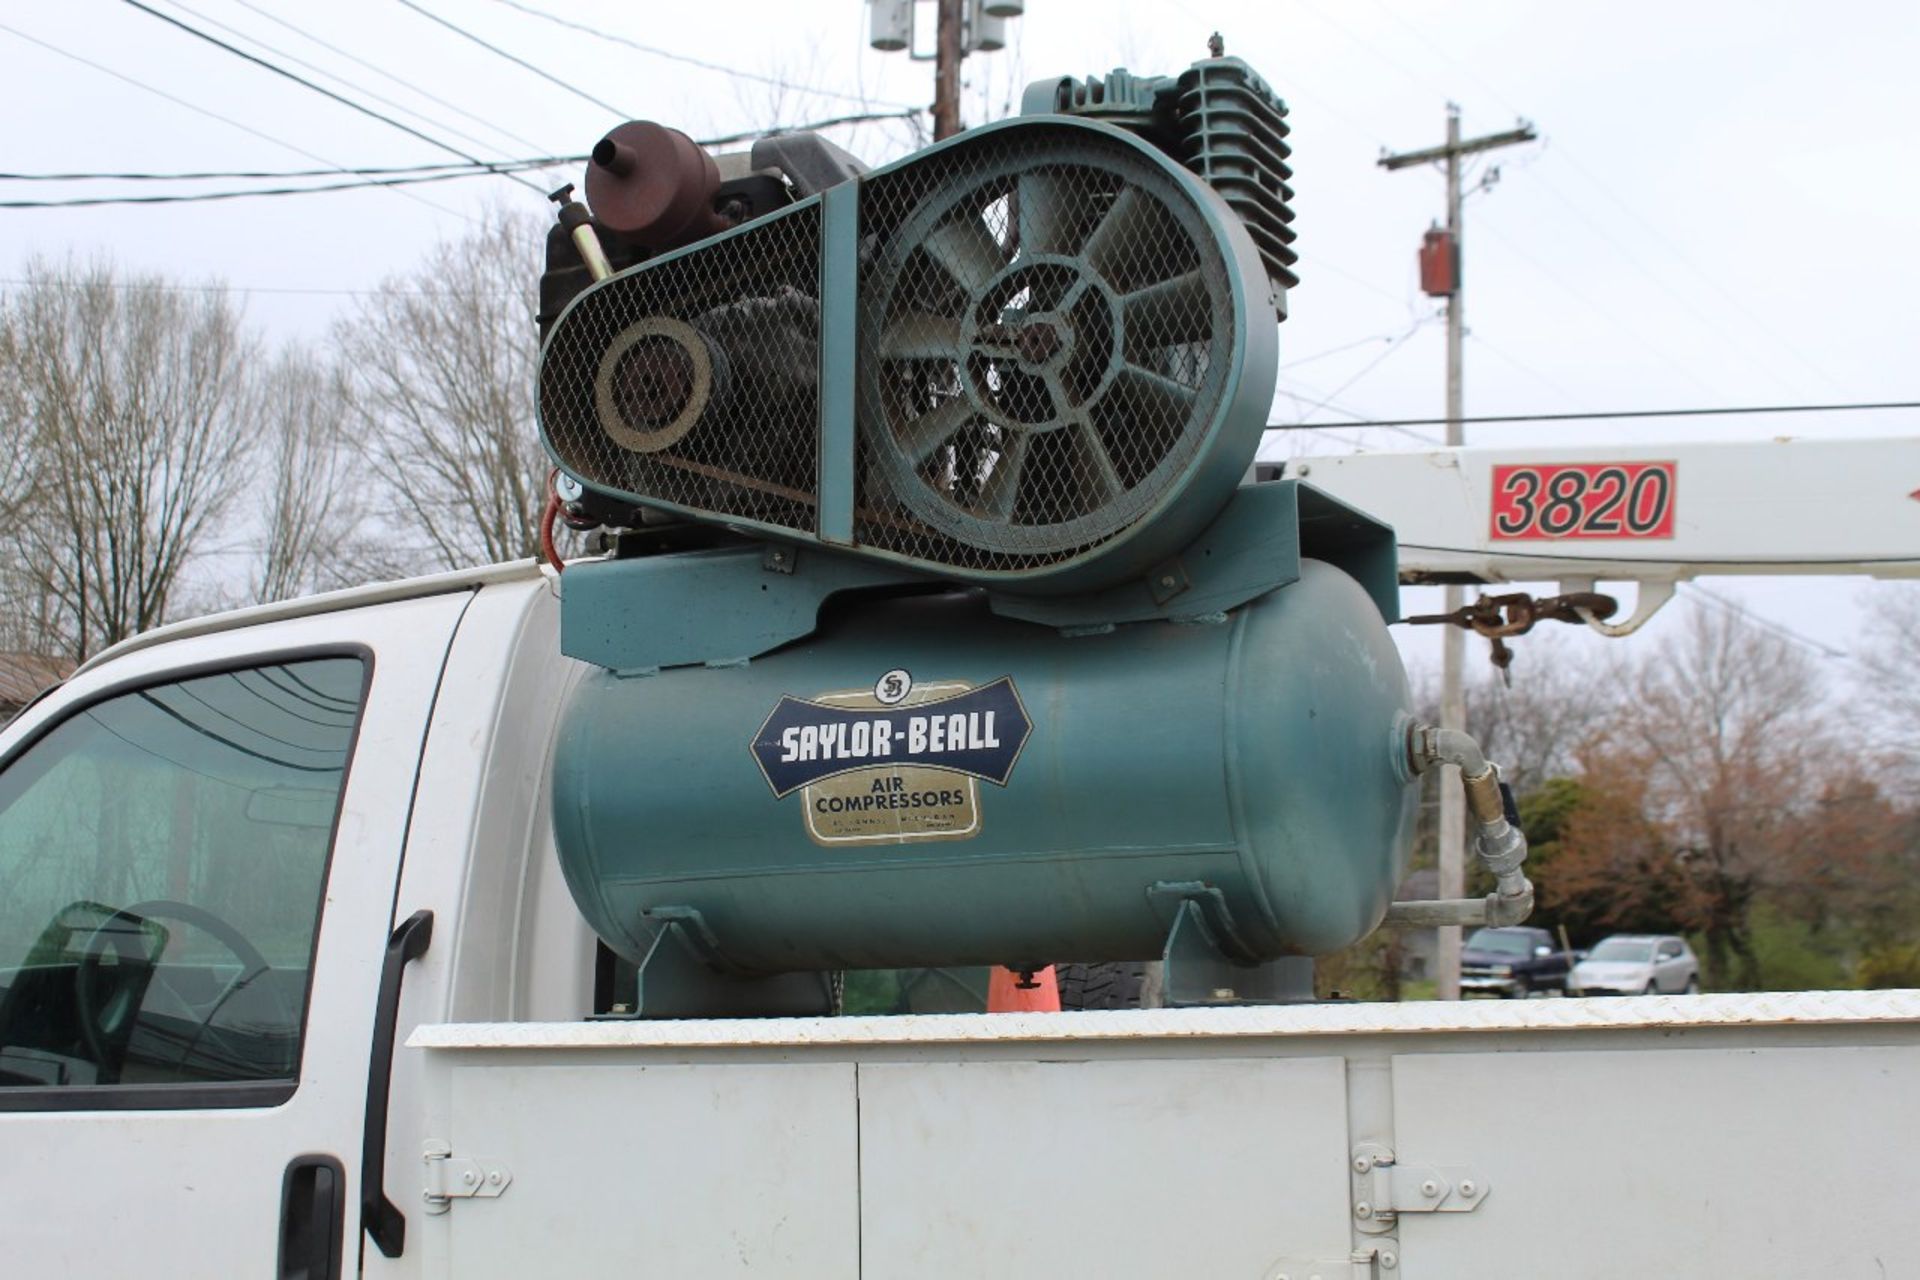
[1569,934,1701,995]
[1460,925,1575,997]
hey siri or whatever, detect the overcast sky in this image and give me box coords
[2,0,1915,688]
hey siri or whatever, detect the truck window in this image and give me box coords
[0,657,365,1098]
[1464,929,1532,955]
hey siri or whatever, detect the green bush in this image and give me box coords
[1857,941,1920,989]
[1744,907,1852,991]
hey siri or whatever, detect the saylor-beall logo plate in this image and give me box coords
[749,672,1033,846]
[751,673,1032,799]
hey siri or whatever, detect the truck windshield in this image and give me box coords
[1590,939,1656,962]
[1464,930,1531,955]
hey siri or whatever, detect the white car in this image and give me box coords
[1568,934,1701,996]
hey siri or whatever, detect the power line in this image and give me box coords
[0,100,915,186]
[1294,253,1411,310]
[0,20,471,222]
[1272,378,1444,448]
[1309,2,1745,409]
[0,105,921,209]
[1363,0,1848,397]
[121,0,547,194]
[392,0,629,120]
[1280,331,1403,372]
[1464,329,1586,410]
[1273,387,1375,424]
[482,0,920,112]
[0,108,921,208]
[1279,321,1430,426]
[697,108,923,147]
[227,0,564,164]
[1681,584,1850,661]
[0,278,425,297]
[1271,399,1920,431]
[156,0,547,170]
[0,157,577,182]
[0,163,564,209]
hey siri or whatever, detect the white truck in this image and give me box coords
[3,559,1915,1279]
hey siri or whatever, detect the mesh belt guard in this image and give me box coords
[538,116,1278,597]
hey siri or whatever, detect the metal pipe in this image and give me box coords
[1383,899,1490,928]
[1391,723,1536,929]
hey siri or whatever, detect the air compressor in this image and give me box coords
[535,48,1531,1016]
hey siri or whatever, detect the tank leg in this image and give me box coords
[1160,898,1316,1007]
[618,913,836,1019]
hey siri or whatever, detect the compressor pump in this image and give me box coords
[534,46,1531,1017]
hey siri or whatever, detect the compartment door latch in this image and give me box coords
[1351,1142,1487,1235]
[422,1140,513,1215]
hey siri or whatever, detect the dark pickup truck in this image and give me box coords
[1460,925,1575,996]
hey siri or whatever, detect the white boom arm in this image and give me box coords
[1267,435,1920,633]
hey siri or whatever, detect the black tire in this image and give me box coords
[1053,961,1162,1010]
[1684,976,1700,995]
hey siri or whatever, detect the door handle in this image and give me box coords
[279,1154,344,1280]
[362,908,433,1258]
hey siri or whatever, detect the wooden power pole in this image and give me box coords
[1380,104,1535,1000]
[932,0,965,140]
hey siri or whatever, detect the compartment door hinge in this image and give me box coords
[1350,1142,1487,1235]
[421,1139,513,1215]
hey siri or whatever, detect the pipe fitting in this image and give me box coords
[1390,723,1537,929]
[1407,724,1492,780]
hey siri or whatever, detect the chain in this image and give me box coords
[1406,590,1619,683]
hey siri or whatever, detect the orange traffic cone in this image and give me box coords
[987,965,1061,1012]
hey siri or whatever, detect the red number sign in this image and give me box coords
[1489,461,1676,540]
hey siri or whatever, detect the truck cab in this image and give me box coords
[1459,925,1571,997]
[0,562,598,1278]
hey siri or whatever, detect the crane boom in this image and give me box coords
[1263,435,1920,633]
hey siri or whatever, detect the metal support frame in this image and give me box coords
[816,181,859,545]
[1150,882,1317,1007]
[600,908,836,1020]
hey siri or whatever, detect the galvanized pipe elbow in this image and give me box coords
[1421,726,1491,780]
[1395,723,1537,928]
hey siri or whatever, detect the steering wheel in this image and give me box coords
[74,900,282,1081]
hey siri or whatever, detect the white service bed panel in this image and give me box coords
[444,1062,859,1278]
[858,1056,1353,1280]
[1390,1044,1920,1278]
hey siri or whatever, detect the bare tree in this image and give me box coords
[1463,631,1625,792]
[1855,584,1920,762]
[1586,604,1831,986]
[0,260,256,661]
[334,205,547,571]
[251,350,365,603]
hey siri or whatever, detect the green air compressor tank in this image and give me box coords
[550,559,1418,974]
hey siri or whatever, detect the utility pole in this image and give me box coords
[1380,105,1535,1001]
[868,1,1023,141]
[932,0,964,139]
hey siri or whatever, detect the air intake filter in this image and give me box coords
[539,117,1277,593]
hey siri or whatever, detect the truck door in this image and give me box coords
[0,593,471,1279]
